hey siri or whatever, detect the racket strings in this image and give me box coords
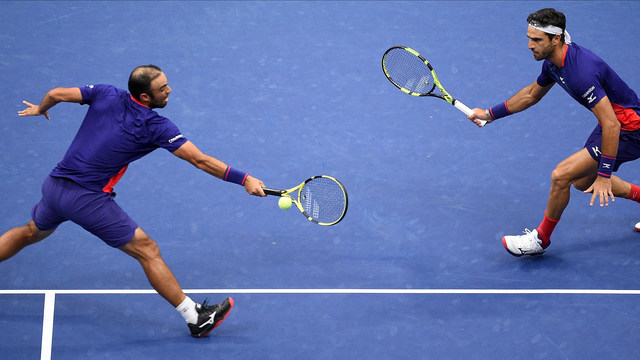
[300,177,347,224]
[383,48,434,95]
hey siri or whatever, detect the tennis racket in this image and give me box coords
[263,175,348,226]
[382,46,486,126]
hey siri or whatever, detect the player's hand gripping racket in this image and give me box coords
[263,175,348,226]
[382,46,486,126]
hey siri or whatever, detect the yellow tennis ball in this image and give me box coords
[278,197,292,210]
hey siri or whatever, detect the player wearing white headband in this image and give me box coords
[467,8,640,256]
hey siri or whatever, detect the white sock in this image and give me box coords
[175,296,198,324]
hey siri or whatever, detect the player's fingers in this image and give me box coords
[599,190,609,207]
[44,111,50,120]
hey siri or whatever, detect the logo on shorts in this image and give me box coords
[591,145,602,157]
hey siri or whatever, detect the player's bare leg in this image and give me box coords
[119,227,234,337]
[504,148,640,256]
[119,227,186,307]
[504,149,594,256]
[0,220,55,262]
[546,149,598,219]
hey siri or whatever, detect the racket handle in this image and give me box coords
[453,100,487,127]
[262,187,284,196]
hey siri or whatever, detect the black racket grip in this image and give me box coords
[262,187,284,196]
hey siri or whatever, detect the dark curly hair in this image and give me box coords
[527,8,567,42]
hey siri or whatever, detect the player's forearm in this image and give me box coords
[36,90,63,115]
[194,155,228,179]
[505,84,544,113]
[39,87,83,113]
[592,96,621,157]
[600,121,620,157]
[485,82,551,121]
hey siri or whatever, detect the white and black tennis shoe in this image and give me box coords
[502,229,548,257]
[188,297,234,338]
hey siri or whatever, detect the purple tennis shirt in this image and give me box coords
[50,84,188,192]
[536,42,640,131]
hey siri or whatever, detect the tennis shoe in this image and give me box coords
[188,297,234,338]
[635,222,640,232]
[502,229,548,257]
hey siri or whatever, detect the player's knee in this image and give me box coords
[550,167,571,188]
[25,221,51,244]
[144,238,161,259]
[126,230,162,261]
[551,166,576,188]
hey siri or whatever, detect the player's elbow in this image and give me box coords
[603,119,621,132]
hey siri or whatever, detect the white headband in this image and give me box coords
[528,22,572,44]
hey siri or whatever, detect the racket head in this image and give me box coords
[382,46,437,96]
[296,175,348,226]
[263,175,348,226]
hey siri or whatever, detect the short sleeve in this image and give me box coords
[79,84,115,105]
[536,64,555,87]
[149,116,188,152]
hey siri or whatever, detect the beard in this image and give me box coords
[148,94,168,109]
[532,46,554,61]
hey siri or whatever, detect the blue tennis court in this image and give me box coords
[2,1,640,359]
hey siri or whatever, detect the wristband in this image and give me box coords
[597,155,616,178]
[485,109,494,122]
[489,101,511,120]
[224,166,249,185]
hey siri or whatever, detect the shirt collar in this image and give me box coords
[130,94,149,108]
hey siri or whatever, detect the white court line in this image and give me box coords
[41,291,55,360]
[2,288,638,360]
[1,288,640,295]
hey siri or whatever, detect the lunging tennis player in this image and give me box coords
[468,8,640,256]
[0,65,266,337]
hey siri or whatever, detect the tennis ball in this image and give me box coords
[278,197,292,210]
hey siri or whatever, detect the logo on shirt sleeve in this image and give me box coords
[582,86,597,104]
[168,134,184,144]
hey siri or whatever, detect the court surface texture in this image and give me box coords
[2,1,640,359]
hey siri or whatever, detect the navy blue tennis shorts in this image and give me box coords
[584,125,640,172]
[31,176,138,248]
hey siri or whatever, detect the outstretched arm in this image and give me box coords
[18,87,83,120]
[172,141,266,196]
[468,81,554,126]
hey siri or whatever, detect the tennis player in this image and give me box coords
[0,65,266,337]
[467,8,640,256]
